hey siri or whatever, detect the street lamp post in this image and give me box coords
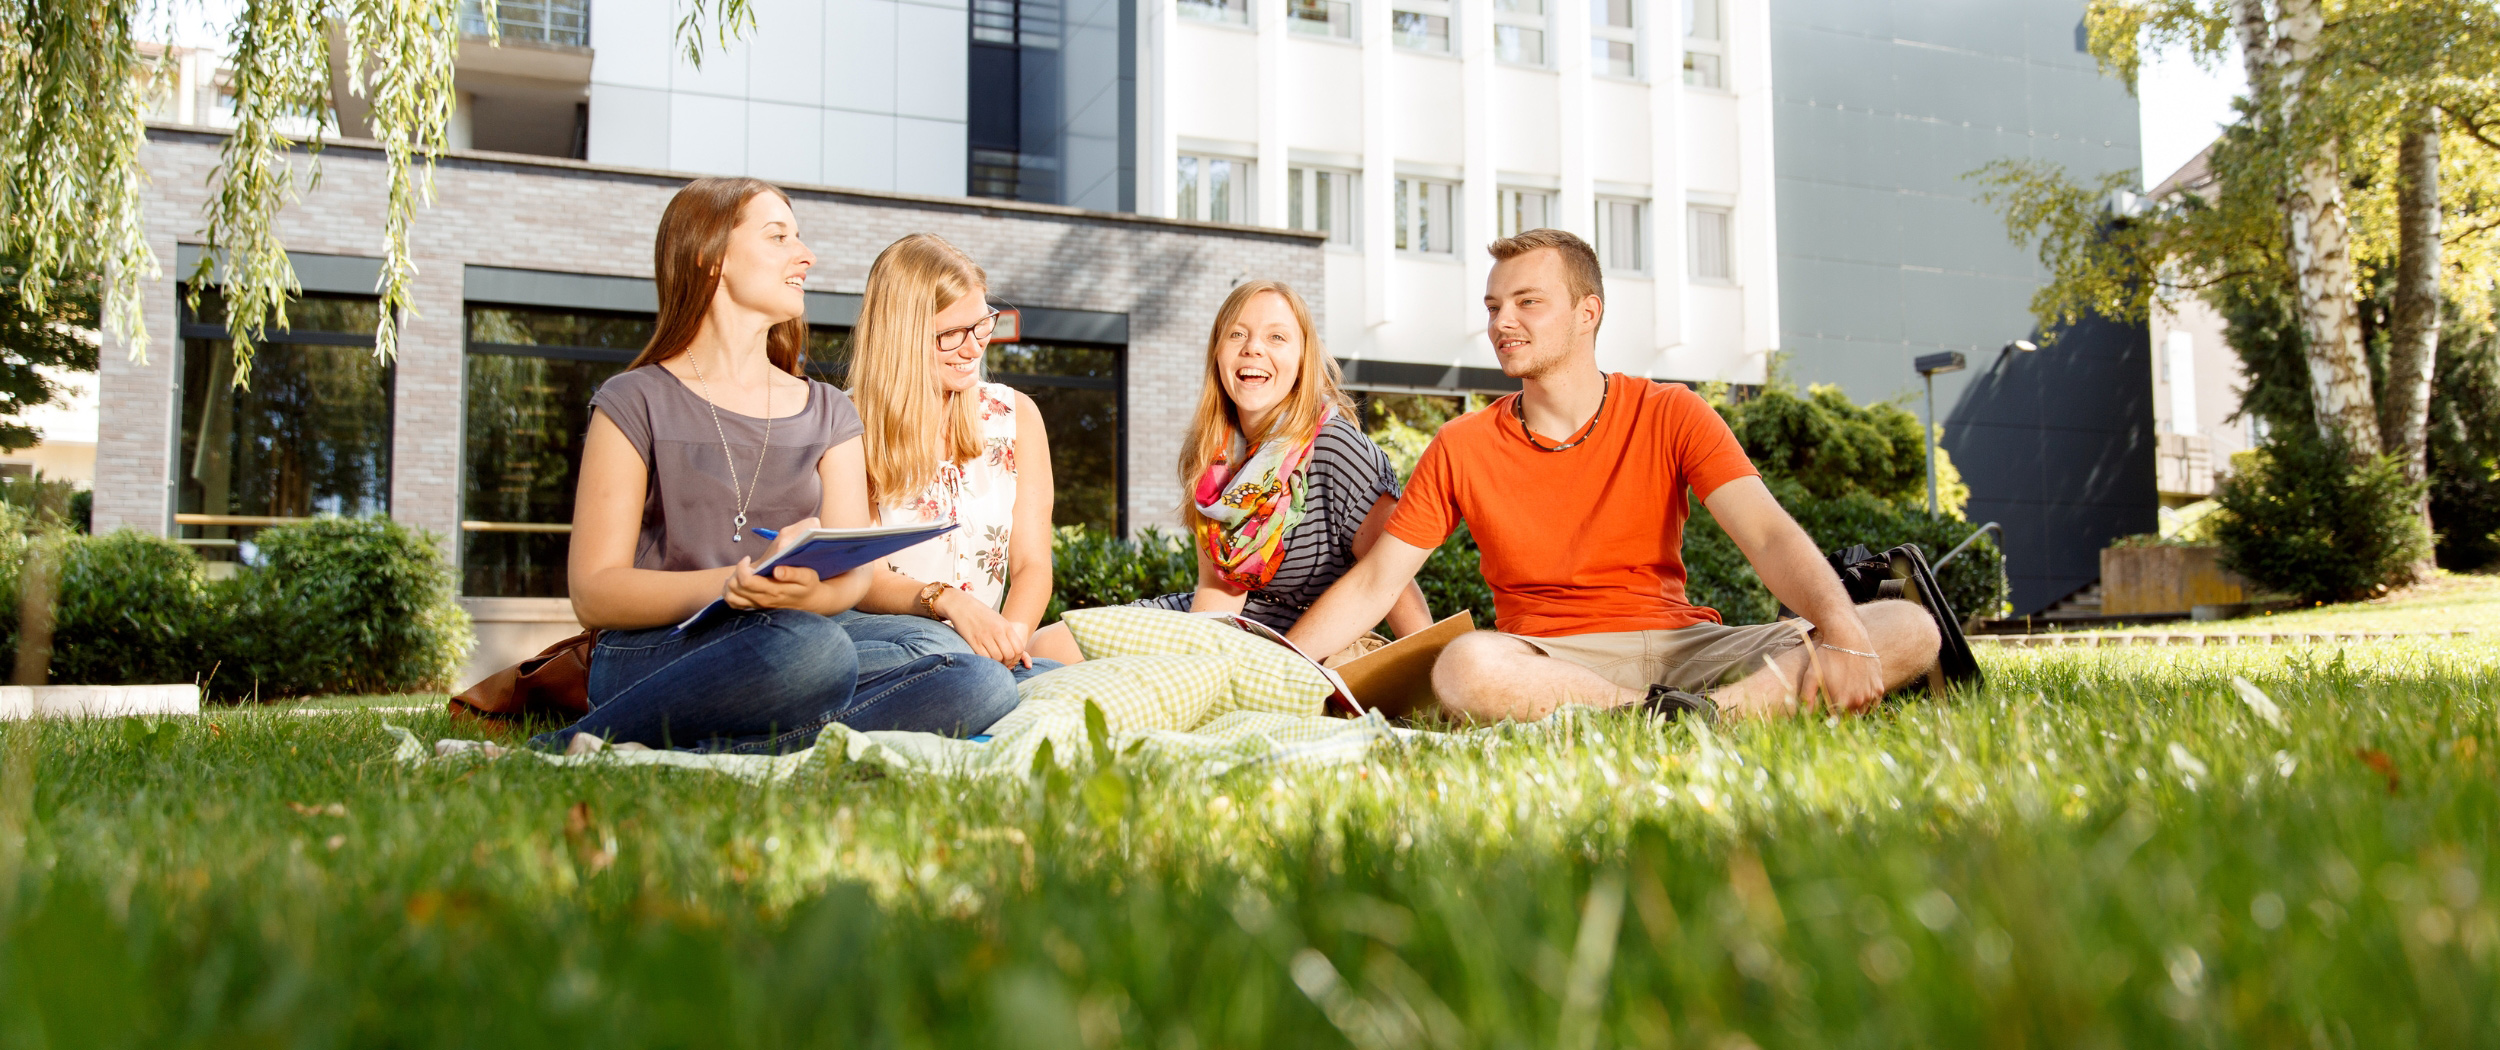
[1913,351,1967,515]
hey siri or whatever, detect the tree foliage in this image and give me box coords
[1706,382,1968,517]
[0,256,98,451]
[0,0,756,386]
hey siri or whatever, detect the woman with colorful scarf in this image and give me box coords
[1029,281,1431,664]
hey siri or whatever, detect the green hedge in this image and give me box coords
[1683,481,2007,625]
[0,517,471,700]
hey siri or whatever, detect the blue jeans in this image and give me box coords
[533,607,1020,754]
[833,610,1064,685]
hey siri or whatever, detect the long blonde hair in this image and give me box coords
[851,234,990,510]
[1178,281,1351,529]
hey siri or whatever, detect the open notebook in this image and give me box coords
[1198,610,1475,719]
[672,522,958,633]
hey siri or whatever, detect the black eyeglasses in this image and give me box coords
[936,312,1000,352]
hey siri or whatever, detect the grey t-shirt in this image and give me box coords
[590,364,864,572]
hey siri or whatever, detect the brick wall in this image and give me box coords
[98,127,1324,549]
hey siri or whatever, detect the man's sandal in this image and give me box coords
[1636,685,1719,725]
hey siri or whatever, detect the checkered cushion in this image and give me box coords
[981,654,1230,771]
[1059,607,1334,717]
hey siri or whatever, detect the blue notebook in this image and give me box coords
[672,522,958,633]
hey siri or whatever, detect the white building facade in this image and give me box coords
[1140,0,1780,386]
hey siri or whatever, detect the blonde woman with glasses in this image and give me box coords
[839,233,1060,677]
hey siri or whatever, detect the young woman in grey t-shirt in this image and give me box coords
[537,177,1020,753]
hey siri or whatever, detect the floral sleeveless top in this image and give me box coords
[876,382,1020,610]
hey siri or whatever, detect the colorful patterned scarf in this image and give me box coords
[1191,409,1330,593]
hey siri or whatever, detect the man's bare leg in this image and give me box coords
[1431,631,1644,722]
[1710,599,1941,720]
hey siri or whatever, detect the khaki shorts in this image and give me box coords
[1503,620,1812,694]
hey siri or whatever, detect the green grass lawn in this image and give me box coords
[5,635,2497,1047]
[2065,570,2500,636]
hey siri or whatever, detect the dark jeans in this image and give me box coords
[533,607,1020,754]
[833,610,1065,685]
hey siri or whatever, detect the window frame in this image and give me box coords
[1393,175,1461,255]
[1682,0,1726,89]
[1685,202,1735,283]
[173,287,397,558]
[1176,152,1257,225]
[1288,165,1363,247]
[1177,0,1250,27]
[1492,0,1548,67]
[1496,185,1557,238]
[1390,0,1454,53]
[1287,0,1357,40]
[1590,0,1639,79]
[1594,196,1649,274]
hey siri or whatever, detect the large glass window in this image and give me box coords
[460,302,1119,596]
[460,305,651,597]
[177,291,392,563]
[983,340,1124,532]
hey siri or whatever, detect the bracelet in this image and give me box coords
[1818,643,1881,660]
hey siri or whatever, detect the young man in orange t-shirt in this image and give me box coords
[1287,229,1942,722]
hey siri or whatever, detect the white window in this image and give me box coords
[1394,177,1458,254]
[1179,0,1248,26]
[1591,0,1636,77]
[1498,187,1555,237]
[1392,0,1451,52]
[1289,0,1354,38]
[1177,154,1257,224]
[1686,203,1732,281]
[1288,166,1360,246]
[1493,0,1546,66]
[1595,197,1647,272]
[1683,0,1724,88]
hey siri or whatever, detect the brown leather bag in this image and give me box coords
[449,630,599,727]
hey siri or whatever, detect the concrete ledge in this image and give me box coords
[0,684,203,720]
[457,597,585,692]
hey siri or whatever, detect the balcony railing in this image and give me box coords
[459,0,589,48]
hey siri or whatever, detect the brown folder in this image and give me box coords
[1332,611,1476,718]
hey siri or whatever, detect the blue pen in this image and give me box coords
[750,527,777,541]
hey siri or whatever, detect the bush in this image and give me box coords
[0,530,219,687]
[0,518,470,699]
[1043,526,1197,624]
[1684,481,2009,625]
[2212,438,2432,604]
[218,517,471,697]
[1708,382,1969,516]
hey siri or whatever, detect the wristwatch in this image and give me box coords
[916,580,951,619]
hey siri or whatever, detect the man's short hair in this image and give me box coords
[1486,228,1605,307]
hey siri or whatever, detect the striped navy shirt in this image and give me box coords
[1139,414,1402,632]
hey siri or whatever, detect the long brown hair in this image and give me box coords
[627,177,810,375]
[1177,280,1350,529]
[849,233,988,510]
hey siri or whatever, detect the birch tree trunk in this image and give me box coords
[2275,0,2381,457]
[2386,104,2441,578]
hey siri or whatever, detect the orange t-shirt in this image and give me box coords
[1385,374,1759,638]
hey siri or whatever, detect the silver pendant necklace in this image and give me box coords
[689,353,773,543]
